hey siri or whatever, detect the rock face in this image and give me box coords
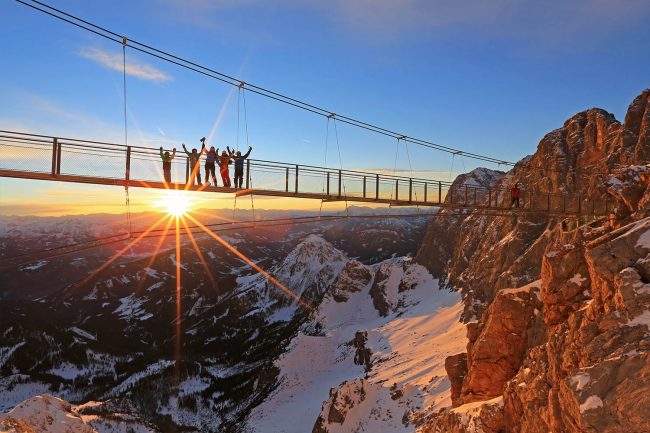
[417,89,650,322]
[417,167,504,282]
[368,258,424,316]
[350,331,372,372]
[444,353,468,407]
[330,260,373,303]
[503,218,650,433]
[312,379,369,433]
[0,394,95,433]
[418,89,650,433]
[459,282,544,404]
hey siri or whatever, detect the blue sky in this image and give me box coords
[1,0,649,214]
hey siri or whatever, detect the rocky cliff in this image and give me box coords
[418,90,650,432]
[417,89,650,322]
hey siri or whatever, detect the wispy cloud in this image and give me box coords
[79,47,172,82]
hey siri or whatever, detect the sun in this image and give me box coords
[157,191,191,217]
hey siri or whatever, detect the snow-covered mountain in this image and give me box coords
[246,257,465,433]
[0,213,432,432]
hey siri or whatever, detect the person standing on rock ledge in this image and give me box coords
[510,183,521,208]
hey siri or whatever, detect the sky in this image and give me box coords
[1,0,649,215]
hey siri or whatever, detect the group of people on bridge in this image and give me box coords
[159,137,252,188]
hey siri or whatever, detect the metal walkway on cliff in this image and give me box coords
[0,130,610,217]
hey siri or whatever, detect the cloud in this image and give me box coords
[79,47,172,82]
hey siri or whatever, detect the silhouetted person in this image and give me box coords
[159,146,176,184]
[219,150,232,187]
[201,139,218,187]
[511,183,521,208]
[182,142,205,186]
[227,145,252,189]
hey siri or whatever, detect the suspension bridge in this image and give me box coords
[0,130,610,217]
[3,0,615,221]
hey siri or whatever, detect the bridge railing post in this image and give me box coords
[338,170,342,198]
[125,146,131,187]
[409,178,413,203]
[56,141,62,175]
[326,172,330,196]
[363,176,367,198]
[51,138,58,176]
[375,174,379,200]
[246,159,250,189]
[395,179,399,201]
[295,165,299,194]
[424,183,428,203]
[438,181,441,204]
[285,167,289,193]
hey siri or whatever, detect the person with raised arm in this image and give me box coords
[159,146,176,184]
[182,140,205,186]
[227,145,252,189]
[200,137,218,187]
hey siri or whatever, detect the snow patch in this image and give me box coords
[579,395,603,413]
[626,310,650,329]
[570,372,591,391]
[569,273,587,286]
[69,326,97,341]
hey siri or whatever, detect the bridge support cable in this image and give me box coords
[14,0,517,169]
[332,117,349,216]
[390,137,401,204]
[319,116,331,218]
[403,138,420,212]
[122,35,133,237]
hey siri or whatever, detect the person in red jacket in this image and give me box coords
[218,150,233,187]
[511,183,521,208]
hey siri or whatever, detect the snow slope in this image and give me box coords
[246,257,466,432]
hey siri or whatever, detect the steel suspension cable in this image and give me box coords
[14,0,515,167]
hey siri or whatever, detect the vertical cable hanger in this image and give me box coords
[402,136,420,213]
[319,116,331,218]
[122,36,132,238]
[332,115,348,216]
[240,83,255,224]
